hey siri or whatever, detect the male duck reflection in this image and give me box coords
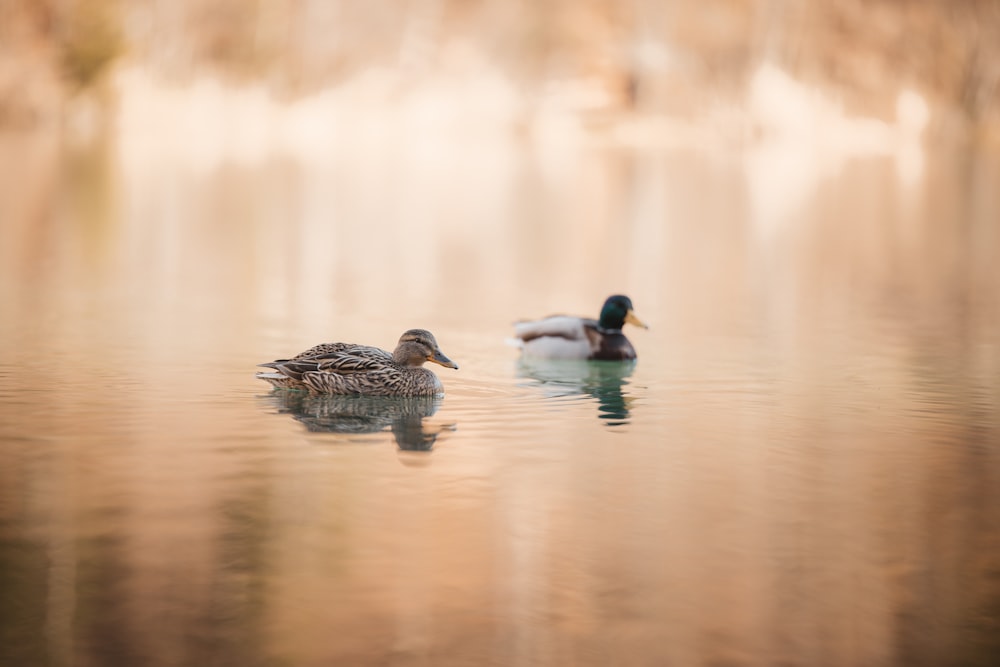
[256,329,458,396]
[517,358,637,425]
[511,295,648,360]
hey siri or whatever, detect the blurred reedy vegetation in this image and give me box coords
[1,0,998,138]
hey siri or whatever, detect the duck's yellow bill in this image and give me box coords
[625,310,649,329]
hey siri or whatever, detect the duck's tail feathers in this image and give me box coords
[274,360,323,381]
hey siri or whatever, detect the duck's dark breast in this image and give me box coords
[590,332,637,361]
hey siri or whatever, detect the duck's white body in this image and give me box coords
[512,316,595,359]
[510,295,647,361]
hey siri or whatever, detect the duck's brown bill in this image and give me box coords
[428,350,459,369]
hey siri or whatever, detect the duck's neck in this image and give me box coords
[598,315,625,331]
[393,347,426,367]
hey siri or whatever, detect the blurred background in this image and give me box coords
[2,0,1000,139]
[1,2,999,667]
[3,0,999,325]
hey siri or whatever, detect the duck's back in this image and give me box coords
[294,342,392,362]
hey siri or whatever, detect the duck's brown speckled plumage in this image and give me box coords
[256,329,458,396]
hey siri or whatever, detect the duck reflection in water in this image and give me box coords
[517,358,637,426]
[264,392,455,451]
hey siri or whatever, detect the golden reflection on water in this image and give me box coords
[0,126,999,667]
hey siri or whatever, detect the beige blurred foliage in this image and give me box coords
[0,0,998,139]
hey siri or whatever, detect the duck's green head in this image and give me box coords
[395,329,459,369]
[599,295,648,331]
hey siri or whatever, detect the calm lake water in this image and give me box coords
[1,126,999,667]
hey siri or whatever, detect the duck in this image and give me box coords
[256,329,458,396]
[511,294,647,361]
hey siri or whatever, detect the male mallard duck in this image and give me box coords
[512,294,647,360]
[256,329,458,396]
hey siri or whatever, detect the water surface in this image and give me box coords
[1,132,998,667]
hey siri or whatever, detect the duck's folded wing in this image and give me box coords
[295,360,399,395]
[315,350,391,374]
[513,316,586,342]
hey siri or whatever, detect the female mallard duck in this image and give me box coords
[256,329,458,396]
[512,295,647,361]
